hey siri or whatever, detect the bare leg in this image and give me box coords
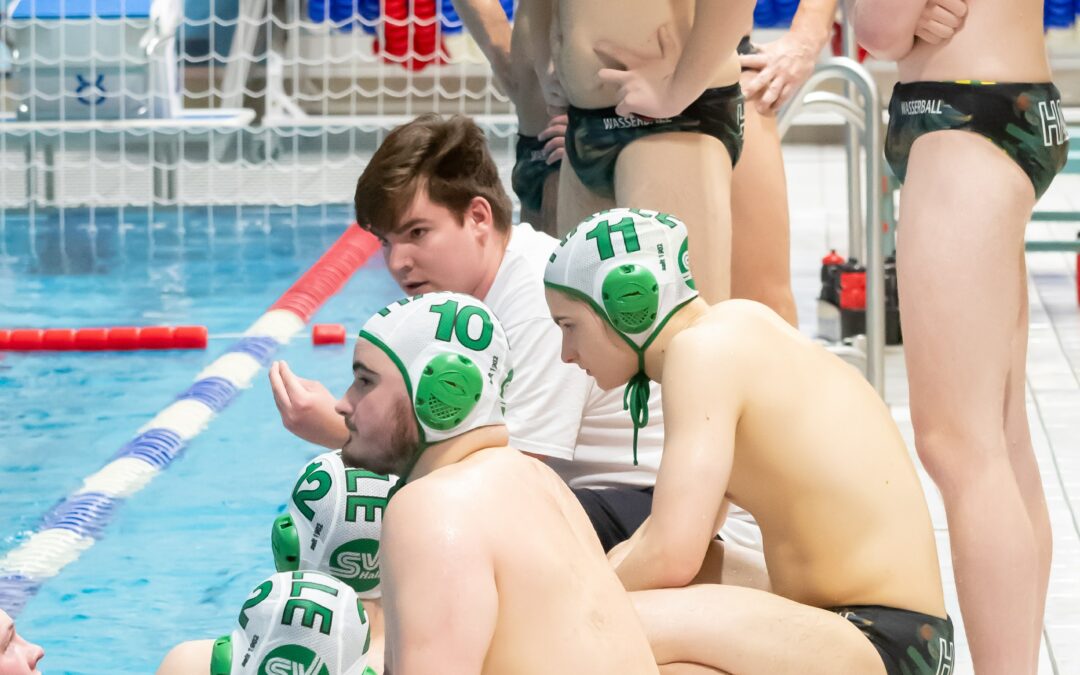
[1002,252,1052,670]
[535,169,561,236]
[615,133,734,304]
[510,17,562,237]
[632,585,885,675]
[897,130,1040,675]
[556,152,616,237]
[730,102,797,325]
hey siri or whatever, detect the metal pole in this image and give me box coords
[776,57,886,397]
[839,3,864,262]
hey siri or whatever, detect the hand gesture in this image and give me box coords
[595,24,688,120]
[739,32,820,115]
[538,113,568,165]
[914,0,967,45]
[269,360,349,449]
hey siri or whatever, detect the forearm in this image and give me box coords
[850,0,923,60]
[450,0,512,90]
[790,0,839,51]
[615,519,700,592]
[518,0,555,83]
[669,0,755,104]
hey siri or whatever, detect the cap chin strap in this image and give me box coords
[622,352,650,467]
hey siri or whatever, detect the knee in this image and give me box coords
[911,427,1007,494]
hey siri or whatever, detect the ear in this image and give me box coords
[465,196,496,242]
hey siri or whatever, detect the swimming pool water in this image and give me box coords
[0,206,400,673]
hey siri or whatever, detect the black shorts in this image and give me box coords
[511,134,560,213]
[571,486,653,552]
[565,84,745,199]
[885,81,1069,198]
[831,605,954,675]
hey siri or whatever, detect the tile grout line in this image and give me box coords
[1027,268,1080,547]
[1044,625,1060,675]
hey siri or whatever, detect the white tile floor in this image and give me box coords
[783,146,1080,675]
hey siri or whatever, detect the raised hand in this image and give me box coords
[269,360,349,449]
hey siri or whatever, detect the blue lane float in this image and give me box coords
[0,320,302,615]
[0,212,382,619]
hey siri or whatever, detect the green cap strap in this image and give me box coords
[622,354,650,466]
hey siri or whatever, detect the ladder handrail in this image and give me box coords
[778,56,886,397]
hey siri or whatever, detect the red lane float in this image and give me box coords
[271,225,380,322]
[312,323,347,345]
[0,326,209,352]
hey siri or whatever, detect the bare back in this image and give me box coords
[900,0,1050,82]
[394,448,659,675]
[681,301,945,617]
[556,0,741,108]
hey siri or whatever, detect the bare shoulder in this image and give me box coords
[381,454,517,551]
[675,300,776,358]
[156,639,214,675]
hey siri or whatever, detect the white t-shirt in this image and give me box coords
[484,224,759,549]
[483,223,662,488]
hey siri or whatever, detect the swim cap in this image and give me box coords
[358,292,512,478]
[272,451,394,600]
[210,571,370,675]
[544,208,698,463]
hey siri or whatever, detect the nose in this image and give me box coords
[385,242,412,277]
[560,341,577,365]
[29,643,44,667]
[333,394,351,417]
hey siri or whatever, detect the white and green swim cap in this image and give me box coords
[210,570,371,675]
[272,451,394,600]
[544,208,698,463]
[359,292,512,474]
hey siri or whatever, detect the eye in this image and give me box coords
[356,375,372,387]
[410,227,427,240]
[377,236,390,248]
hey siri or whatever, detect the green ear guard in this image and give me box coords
[602,263,660,335]
[414,353,483,432]
[271,514,300,572]
[210,635,232,675]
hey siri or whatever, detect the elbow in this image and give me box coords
[853,15,914,61]
[653,547,703,589]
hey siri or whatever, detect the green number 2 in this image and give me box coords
[586,216,640,260]
[429,299,494,350]
[238,580,273,629]
[292,461,333,521]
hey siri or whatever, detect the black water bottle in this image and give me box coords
[817,250,845,341]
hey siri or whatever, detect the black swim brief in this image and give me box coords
[511,134,560,213]
[885,81,1070,198]
[831,604,954,675]
[571,485,653,552]
[565,84,745,199]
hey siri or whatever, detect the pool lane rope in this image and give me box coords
[0,226,380,616]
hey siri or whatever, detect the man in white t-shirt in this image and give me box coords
[269,113,762,556]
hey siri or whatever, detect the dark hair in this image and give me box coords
[354,114,513,237]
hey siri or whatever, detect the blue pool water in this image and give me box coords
[0,206,400,674]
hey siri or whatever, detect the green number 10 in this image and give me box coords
[429,299,494,350]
